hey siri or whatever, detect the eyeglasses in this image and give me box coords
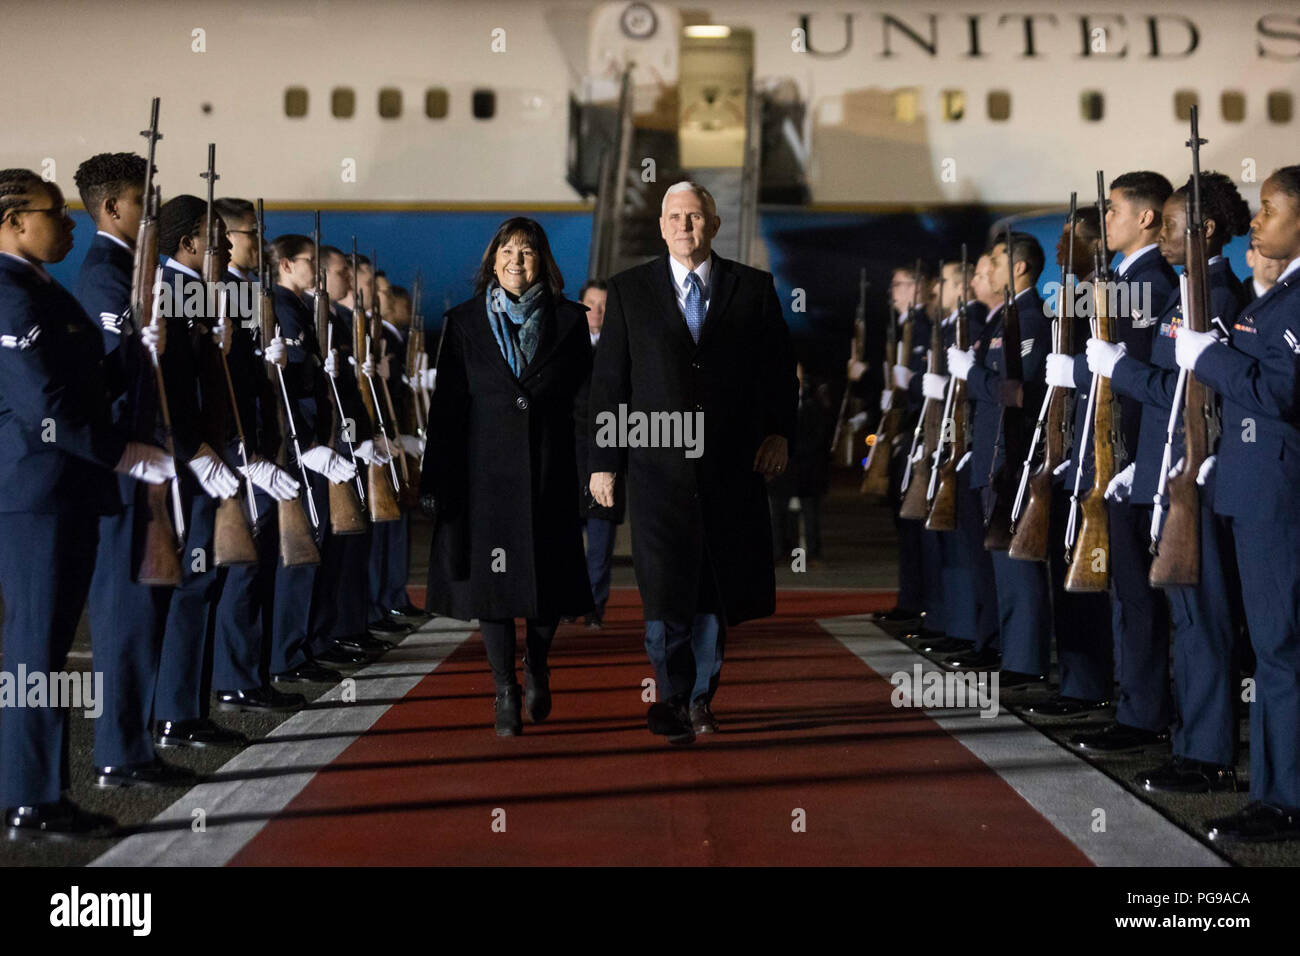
[15,203,69,219]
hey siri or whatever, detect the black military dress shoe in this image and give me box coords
[647,699,695,745]
[916,635,972,655]
[1024,694,1112,719]
[367,617,408,635]
[157,718,248,749]
[95,759,196,790]
[213,686,305,713]
[997,670,1047,689]
[6,799,115,842]
[1070,721,1170,753]
[1136,757,1240,794]
[585,614,604,629]
[869,606,922,624]
[317,643,371,665]
[388,603,431,620]
[1208,802,1300,842]
[943,647,1001,670]
[689,698,719,735]
[337,632,394,653]
[523,665,551,723]
[273,661,342,684]
[495,685,523,737]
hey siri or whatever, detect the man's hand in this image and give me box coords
[590,471,615,508]
[848,358,868,382]
[140,321,166,358]
[263,335,287,368]
[187,442,240,499]
[115,442,175,485]
[239,458,300,501]
[753,435,789,476]
[1046,353,1076,389]
[946,346,974,381]
[323,348,339,379]
[212,318,232,356]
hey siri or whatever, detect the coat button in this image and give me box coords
[515,396,529,410]
[693,403,702,411]
[691,361,701,370]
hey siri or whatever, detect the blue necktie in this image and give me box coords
[684,271,705,344]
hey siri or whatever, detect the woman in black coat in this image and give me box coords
[420,218,593,735]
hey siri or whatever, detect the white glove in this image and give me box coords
[956,450,972,472]
[360,355,376,378]
[1053,458,1073,477]
[396,433,423,457]
[1197,455,1216,487]
[323,348,339,379]
[1168,455,1185,479]
[1175,327,1218,371]
[892,364,913,390]
[300,445,357,483]
[139,322,165,357]
[1104,462,1135,502]
[946,346,974,381]
[263,336,287,368]
[187,442,240,498]
[1046,353,1077,389]
[212,318,232,356]
[1086,338,1126,378]
[922,373,949,401]
[114,441,175,485]
[421,368,437,391]
[354,439,393,465]
[239,458,301,502]
[879,389,893,412]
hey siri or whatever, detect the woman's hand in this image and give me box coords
[590,472,615,508]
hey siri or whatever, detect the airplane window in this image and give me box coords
[426,88,449,119]
[1221,91,1245,123]
[379,88,402,119]
[1268,90,1293,123]
[892,89,918,124]
[284,87,308,118]
[941,90,965,121]
[1174,90,1198,121]
[472,89,496,120]
[987,91,1011,121]
[332,88,355,119]
[1080,91,1104,122]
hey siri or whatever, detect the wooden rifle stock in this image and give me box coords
[371,268,419,509]
[831,267,869,465]
[900,274,945,520]
[983,237,1028,551]
[862,304,913,497]
[926,251,972,533]
[352,264,402,523]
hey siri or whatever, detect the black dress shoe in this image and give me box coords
[1207,802,1300,843]
[585,614,604,629]
[1024,694,1111,718]
[273,661,342,684]
[6,799,115,842]
[647,699,695,745]
[317,644,371,665]
[943,647,1002,670]
[869,606,922,623]
[388,603,431,619]
[337,632,394,653]
[95,759,196,790]
[997,670,1047,689]
[690,698,719,735]
[905,627,944,642]
[156,718,248,749]
[917,636,972,655]
[213,686,305,713]
[367,617,408,635]
[1070,721,1170,753]
[495,685,523,736]
[523,665,551,723]
[1136,757,1240,794]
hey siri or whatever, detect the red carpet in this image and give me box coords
[230,589,1090,866]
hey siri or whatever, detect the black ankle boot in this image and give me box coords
[494,685,522,736]
[523,664,551,723]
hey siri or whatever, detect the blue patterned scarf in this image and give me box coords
[487,279,547,376]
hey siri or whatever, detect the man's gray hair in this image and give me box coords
[661,181,718,219]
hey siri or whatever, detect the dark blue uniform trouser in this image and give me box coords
[271,470,328,673]
[1110,500,1172,732]
[88,502,171,768]
[369,513,411,617]
[314,521,372,642]
[891,439,925,613]
[1049,484,1113,702]
[990,548,1051,676]
[156,493,223,723]
[0,511,97,807]
[954,468,999,652]
[585,516,617,616]
[1225,513,1300,807]
[1167,505,1242,766]
[212,488,276,692]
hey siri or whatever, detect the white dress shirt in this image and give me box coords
[1116,243,1159,277]
[96,229,132,253]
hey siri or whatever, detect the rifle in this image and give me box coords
[257,200,320,565]
[925,245,971,532]
[1150,106,1213,586]
[830,267,869,462]
[371,252,419,508]
[899,263,945,519]
[1064,171,1118,591]
[862,259,919,496]
[407,271,428,446]
[982,227,1028,550]
[200,144,259,566]
[352,241,402,522]
[312,212,368,534]
[1009,192,1079,561]
[129,101,183,587]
